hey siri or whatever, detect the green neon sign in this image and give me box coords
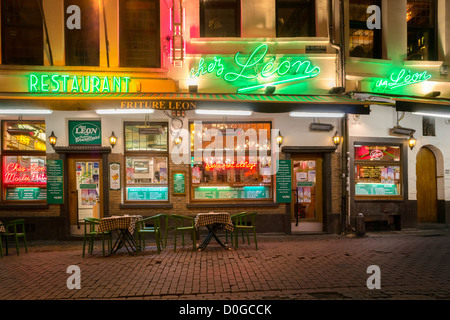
[375,69,431,91]
[28,74,131,93]
[189,44,320,93]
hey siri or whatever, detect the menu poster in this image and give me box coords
[173,171,186,195]
[110,163,121,190]
[303,187,311,203]
[308,170,316,182]
[296,172,307,181]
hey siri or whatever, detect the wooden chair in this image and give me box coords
[165,214,197,252]
[232,212,258,250]
[82,217,112,257]
[2,219,28,256]
[135,214,163,254]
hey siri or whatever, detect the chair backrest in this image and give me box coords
[5,219,26,233]
[170,214,195,227]
[83,217,100,233]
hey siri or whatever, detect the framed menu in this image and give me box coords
[110,163,121,190]
[172,171,186,195]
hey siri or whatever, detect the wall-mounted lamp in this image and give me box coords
[276,132,283,147]
[408,135,417,150]
[189,85,198,93]
[265,86,276,95]
[109,132,117,148]
[332,131,342,146]
[49,131,57,149]
[174,136,182,145]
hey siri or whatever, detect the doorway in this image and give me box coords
[68,154,103,235]
[290,154,323,232]
[416,147,438,223]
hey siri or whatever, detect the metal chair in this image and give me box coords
[82,217,112,257]
[225,212,247,244]
[135,214,163,254]
[232,212,258,250]
[2,219,28,256]
[165,214,197,252]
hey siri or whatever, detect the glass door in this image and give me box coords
[291,155,323,232]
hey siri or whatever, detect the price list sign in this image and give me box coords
[276,160,292,203]
[47,159,64,204]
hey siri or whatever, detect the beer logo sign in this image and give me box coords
[369,149,384,160]
[69,120,102,145]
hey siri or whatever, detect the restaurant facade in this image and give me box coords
[0,0,449,240]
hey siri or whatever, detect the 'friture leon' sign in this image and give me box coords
[119,100,197,110]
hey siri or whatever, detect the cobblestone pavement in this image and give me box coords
[1,228,450,302]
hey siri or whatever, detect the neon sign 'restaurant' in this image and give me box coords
[28,74,131,93]
[375,69,431,91]
[189,44,320,93]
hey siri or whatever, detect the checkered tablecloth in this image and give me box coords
[97,215,142,234]
[195,213,234,231]
[0,221,5,234]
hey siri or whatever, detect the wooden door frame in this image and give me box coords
[55,146,111,237]
[282,146,336,234]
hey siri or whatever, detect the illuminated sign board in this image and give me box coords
[4,163,47,186]
[205,161,257,171]
[28,74,131,93]
[189,43,320,93]
[375,69,431,92]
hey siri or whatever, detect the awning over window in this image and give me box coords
[0,92,371,114]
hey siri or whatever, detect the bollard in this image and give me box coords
[355,213,365,237]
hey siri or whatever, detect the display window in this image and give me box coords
[354,144,402,198]
[1,120,47,203]
[123,122,169,202]
[189,121,273,201]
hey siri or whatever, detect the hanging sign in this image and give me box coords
[189,43,320,93]
[374,69,431,92]
[69,120,102,145]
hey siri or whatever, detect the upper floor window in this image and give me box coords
[1,0,43,65]
[119,0,160,68]
[64,0,99,66]
[200,0,240,37]
[407,0,437,61]
[349,0,382,59]
[276,0,315,37]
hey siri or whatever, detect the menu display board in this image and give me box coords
[173,172,186,195]
[6,187,46,201]
[194,186,269,200]
[47,159,64,204]
[276,160,292,203]
[355,183,399,195]
[127,187,168,201]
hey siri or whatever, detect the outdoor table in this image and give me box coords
[195,212,234,251]
[97,215,142,256]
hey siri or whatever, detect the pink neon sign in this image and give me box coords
[3,162,47,186]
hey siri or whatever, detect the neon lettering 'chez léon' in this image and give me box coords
[375,69,432,91]
[189,44,320,92]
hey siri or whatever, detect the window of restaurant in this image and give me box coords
[64,0,100,66]
[349,0,382,59]
[407,0,437,61]
[1,0,43,65]
[1,120,47,203]
[123,122,169,202]
[189,122,273,201]
[276,0,316,37]
[354,144,403,199]
[200,0,241,37]
[119,0,160,68]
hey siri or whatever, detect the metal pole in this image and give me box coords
[101,0,110,67]
[38,0,53,66]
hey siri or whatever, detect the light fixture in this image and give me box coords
[188,85,198,93]
[412,111,450,118]
[265,86,276,95]
[0,109,53,115]
[109,131,117,148]
[195,109,253,116]
[391,126,416,136]
[329,87,345,94]
[310,123,334,132]
[332,131,342,146]
[408,135,417,150]
[289,111,345,118]
[95,109,155,114]
[49,131,57,149]
[174,136,182,145]
[276,132,283,147]
[424,91,441,98]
